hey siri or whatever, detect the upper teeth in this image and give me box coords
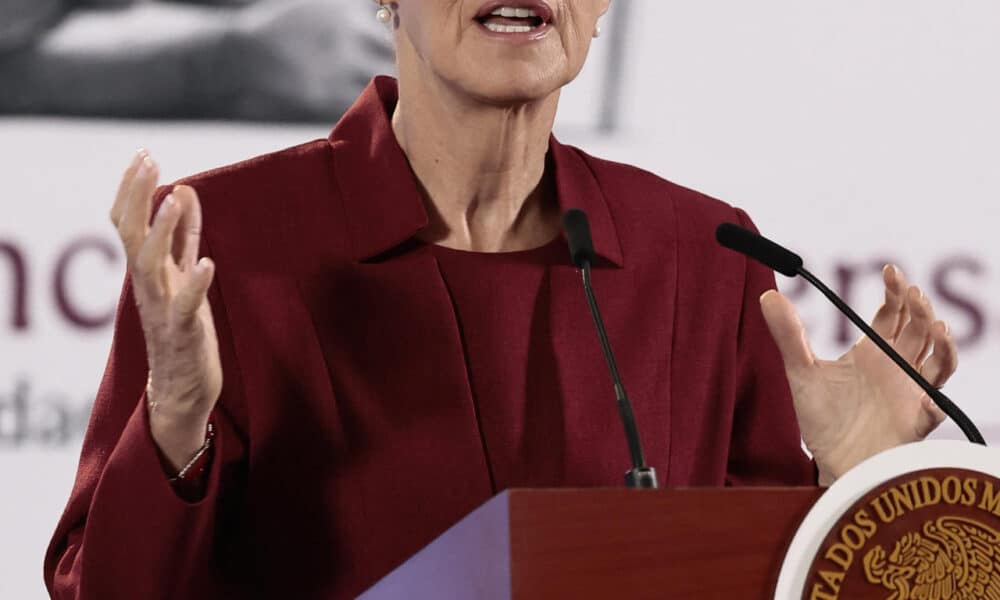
[490,7,538,18]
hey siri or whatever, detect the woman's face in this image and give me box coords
[391,0,611,105]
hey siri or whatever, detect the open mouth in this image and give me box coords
[475,3,553,35]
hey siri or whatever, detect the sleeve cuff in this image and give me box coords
[68,397,228,595]
[100,395,224,508]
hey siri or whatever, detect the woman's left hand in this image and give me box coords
[761,265,958,486]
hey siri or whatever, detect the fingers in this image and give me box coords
[760,290,816,371]
[111,149,147,227]
[118,155,159,264]
[135,194,183,299]
[171,185,203,269]
[895,287,936,364]
[111,151,214,316]
[873,265,953,374]
[173,258,215,325]
[870,265,909,341]
[920,321,959,388]
[870,265,958,387]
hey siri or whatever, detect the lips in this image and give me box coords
[474,0,555,27]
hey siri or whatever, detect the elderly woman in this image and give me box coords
[45,1,957,598]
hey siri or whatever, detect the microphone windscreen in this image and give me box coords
[715,222,803,277]
[563,209,596,267]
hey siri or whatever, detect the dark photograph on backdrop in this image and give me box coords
[0,0,395,121]
[0,0,630,126]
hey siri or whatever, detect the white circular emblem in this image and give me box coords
[773,440,1000,599]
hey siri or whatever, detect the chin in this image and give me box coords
[454,56,572,107]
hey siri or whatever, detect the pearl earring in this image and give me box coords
[593,23,602,38]
[376,4,392,24]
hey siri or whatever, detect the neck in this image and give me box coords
[392,68,561,252]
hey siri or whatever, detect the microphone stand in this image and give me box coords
[580,260,659,489]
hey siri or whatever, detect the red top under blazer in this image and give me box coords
[45,77,814,599]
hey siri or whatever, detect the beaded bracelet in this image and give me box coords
[169,423,215,483]
[146,373,216,483]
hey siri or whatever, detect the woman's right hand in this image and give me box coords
[111,150,223,471]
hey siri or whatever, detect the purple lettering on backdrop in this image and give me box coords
[0,378,95,447]
[932,256,986,348]
[0,241,29,330]
[54,237,120,329]
[834,259,897,346]
[0,379,30,445]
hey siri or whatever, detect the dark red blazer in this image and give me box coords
[45,77,814,599]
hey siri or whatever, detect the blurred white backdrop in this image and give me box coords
[2,1,1000,597]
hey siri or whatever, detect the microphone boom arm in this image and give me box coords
[564,207,658,489]
[797,267,985,445]
[716,221,985,447]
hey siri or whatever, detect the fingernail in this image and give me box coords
[139,156,155,176]
[130,150,145,168]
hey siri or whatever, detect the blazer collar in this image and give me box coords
[328,76,624,267]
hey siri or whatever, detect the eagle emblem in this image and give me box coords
[863,516,1000,599]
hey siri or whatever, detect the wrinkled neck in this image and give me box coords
[391,65,561,252]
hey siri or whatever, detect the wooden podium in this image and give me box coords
[359,488,824,599]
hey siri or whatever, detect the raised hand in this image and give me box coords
[761,265,957,485]
[111,150,222,470]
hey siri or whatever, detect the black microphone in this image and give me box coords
[716,222,986,446]
[563,209,659,489]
